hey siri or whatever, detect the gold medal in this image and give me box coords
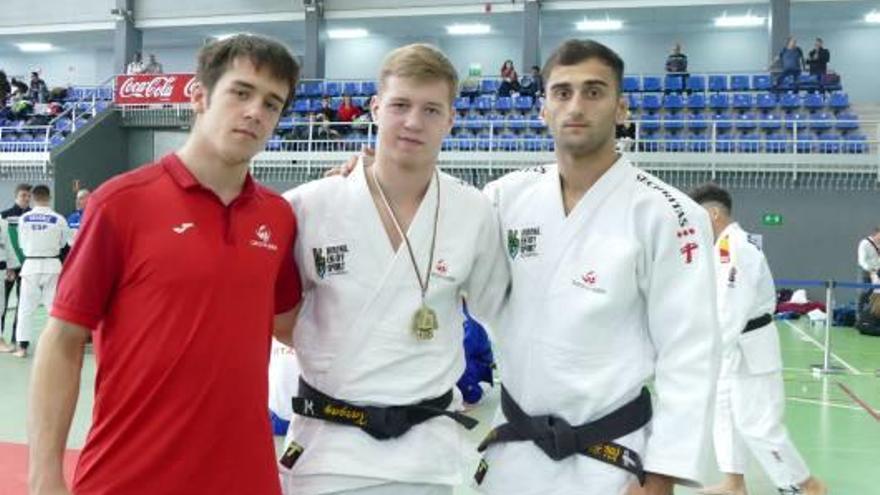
[371,164,441,342]
[413,305,439,340]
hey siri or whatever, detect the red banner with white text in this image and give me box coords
[114,73,196,104]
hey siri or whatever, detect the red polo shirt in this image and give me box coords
[51,154,301,495]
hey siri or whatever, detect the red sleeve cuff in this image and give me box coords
[275,292,301,316]
[50,303,101,331]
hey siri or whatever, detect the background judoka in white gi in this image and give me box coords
[0,216,20,353]
[278,44,509,495]
[477,39,720,495]
[13,185,69,358]
[690,183,827,495]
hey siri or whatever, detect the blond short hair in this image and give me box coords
[378,43,458,105]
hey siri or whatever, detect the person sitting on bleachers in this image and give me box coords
[27,72,49,104]
[497,59,519,97]
[460,75,480,99]
[518,65,543,98]
[335,94,363,135]
[314,96,340,139]
[772,36,804,89]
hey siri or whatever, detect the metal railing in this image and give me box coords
[0,126,52,153]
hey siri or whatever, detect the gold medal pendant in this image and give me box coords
[413,305,438,340]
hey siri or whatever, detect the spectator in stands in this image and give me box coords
[460,75,480,99]
[0,71,10,106]
[518,65,544,98]
[772,37,804,89]
[10,78,28,99]
[145,53,164,74]
[126,51,145,75]
[314,96,340,139]
[0,184,30,353]
[335,94,363,135]
[665,42,688,74]
[807,38,830,77]
[28,72,49,104]
[497,59,519,97]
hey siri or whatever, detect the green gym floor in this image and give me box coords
[1,309,878,494]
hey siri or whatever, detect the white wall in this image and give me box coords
[1,51,109,87]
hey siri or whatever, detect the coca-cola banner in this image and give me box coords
[114,73,197,104]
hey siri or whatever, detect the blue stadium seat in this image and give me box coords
[816,133,841,153]
[708,75,727,92]
[713,111,734,131]
[686,112,709,132]
[663,94,685,113]
[686,75,706,92]
[308,99,324,112]
[737,133,760,153]
[293,99,309,113]
[454,97,471,112]
[303,81,323,98]
[752,74,772,91]
[758,113,782,132]
[756,93,778,111]
[324,81,342,97]
[732,94,753,111]
[829,92,849,111]
[843,134,867,154]
[686,93,706,111]
[623,76,640,93]
[641,94,662,113]
[715,133,735,153]
[277,116,296,130]
[809,112,833,132]
[494,97,513,113]
[663,115,684,132]
[343,82,360,96]
[474,96,493,112]
[798,74,820,92]
[506,114,526,131]
[765,133,791,153]
[708,93,730,111]
[640,113,661,132]
[835,112,859,132]
[627,94,641,111]
[687,134,710,152]
[730,75,749,91]
[360,81,377,95]
[802,93,825,111]
[796,133,815,153]
[664,133,686,152]
[779,93,800,111]
[735,113,757,131]
[664,75,685,93]
[642,76,662,92]
[514,96,533,111]
[480,79,500,94]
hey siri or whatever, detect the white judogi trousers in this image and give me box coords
[14,272,58,343]
[713,369,810,488]
[331,483,452,495]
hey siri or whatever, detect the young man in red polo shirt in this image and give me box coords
[27,34,302,495]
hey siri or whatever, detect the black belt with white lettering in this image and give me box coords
[476,386,652,485]
[25,255,61,260]
[743,313,773,333]
[291,377,479,441]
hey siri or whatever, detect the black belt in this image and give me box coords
[743,313,772,333]
[476,386,652,485]
[291,377,479,441]
[25,256,60,260]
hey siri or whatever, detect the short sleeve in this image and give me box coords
[274,210,302,314]
[51,199,123,330]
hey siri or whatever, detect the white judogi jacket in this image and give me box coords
[714,222,782,377]
[18,206,69,276]
[282,161,509,494]
[480,157,720,493]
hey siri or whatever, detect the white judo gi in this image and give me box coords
[15,205,69,344]
[281,161,509,495]
[270,338,302,422]
[711,222,810,489]
[478,157,720,495]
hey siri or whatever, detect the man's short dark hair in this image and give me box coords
[31,184,51,200]
[196,34,300,108]
[14,183,32,194]
[542,39,624,93]
[689,183,733,213]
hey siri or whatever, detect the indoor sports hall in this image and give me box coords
[1,1,879,494]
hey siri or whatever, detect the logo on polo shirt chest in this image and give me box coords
[312,244,349,279]
[250,224,278,251]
